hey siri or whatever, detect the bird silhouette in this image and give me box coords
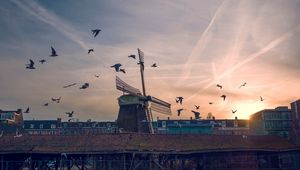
[91,29,101,37]
[119,69,126,74]
[88,49,94,54]
[151,63,157,67]
[95,74,100,78]
[80,83,89,89]
[63,83,77,88]
[239,82,247,88]
[177,109,184,116]
[111,63,122,72]
[232,110,237,114]
[209,102,213,105]
[39,59,46,64]
[24,107,30,113]
[43,103,49,106]
[128,55,136,59]
[176,97,184,105]
[65,111,74,117]
[26,59,35,69]
[216,84,222,89]
[191,110,201,119]
[220,95,226,101]
[51,97,61,103]
[260,96,264,101]
[50,46,58,57]
[195,105,200,110]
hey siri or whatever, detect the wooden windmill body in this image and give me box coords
[116,49,171,134]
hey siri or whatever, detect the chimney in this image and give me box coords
[213,116,215,120]
[190,117,193,120]
[235,116,238,120]
[57,118,62,122]
[157,117,159,121]
[167,117,170,120]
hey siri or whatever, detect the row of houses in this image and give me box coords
[1,99,300,139]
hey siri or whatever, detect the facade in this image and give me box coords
[23,120,60,135]
[250,106,292,137]
[156,118,249,135]
[291,99,300,143]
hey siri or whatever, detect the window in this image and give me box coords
[162,121,166,128]
[30,124,34,129]
[51,124,56,129]
[39,124,43,129]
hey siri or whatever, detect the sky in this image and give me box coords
[0,0,300,121]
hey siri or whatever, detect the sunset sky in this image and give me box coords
[0,0,300,121]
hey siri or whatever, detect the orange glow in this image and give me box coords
[232,101,266,119]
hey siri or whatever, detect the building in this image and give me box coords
[23,119,60,135]
[156,117,249,135]
[290,99,300,143]
[250,106,292,137]
[0,109,23,125]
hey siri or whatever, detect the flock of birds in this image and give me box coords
[175,82,265,119]
[23,28,159,121]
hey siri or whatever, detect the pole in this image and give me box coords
[138,48,146,96]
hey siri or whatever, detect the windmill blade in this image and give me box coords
[148,96,171,115]
[116,76,141,95]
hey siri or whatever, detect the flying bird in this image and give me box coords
[119,68,126,74]
[232,110,237,114]
[26,59,35,69]
[65,111,74,117]
[51,97,61,103]
[191,110,201,119]
[80,83,89,89]
[175,97,184,105]
[43,103,49,106]
[239,82,247,88]
[63,83,77,88]
[111,63,122,72]
[177,109,184,116]
[24,107,30,113]
[39,59,46,64]
[95,74,100,78]
[195,105,200,110]
[209,102,213,105]
[91,29,101,37]
[216,84,222,89]
[220,95,227,101]
[151,63,157,67]
[50,46,58,57]
[88,49,94,54]
[260,96,264,101]
[128,55,136,59]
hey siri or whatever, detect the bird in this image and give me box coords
[191,110,201,119]
[260,96,264,101]
[65,111,74,117]
[128,55,136,59]
[50,46,58,57]
[195,105,200,110]
[24,107,30,113]
[239,82,247,88]
[216,84,222,89]
[43,103,49,106]
[151,63,157,67]
[177,109,184,116]
[91,29,101,37]
[175,97,184,105]
[95,74,100,78]
[51,97,61,103]
[220,95,227,101]
[80,83,89,89]
[63,83,77,88]
[111,63,122,72]
[26,59,35,69]
[88,49,94,54]
[209,102,213,105]
[39,59,46,64]
[232,110,237,114]
[119,69,126,74]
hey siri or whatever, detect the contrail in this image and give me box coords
[179,0,226,84]
[185,24,300,101]
[11,0,89,50]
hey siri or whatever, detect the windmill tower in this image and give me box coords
[116,49,171,134]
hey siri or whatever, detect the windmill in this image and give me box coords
[116,48,171,134]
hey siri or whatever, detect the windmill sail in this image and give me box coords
[116,76,141,95]
[148,96,172,115]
